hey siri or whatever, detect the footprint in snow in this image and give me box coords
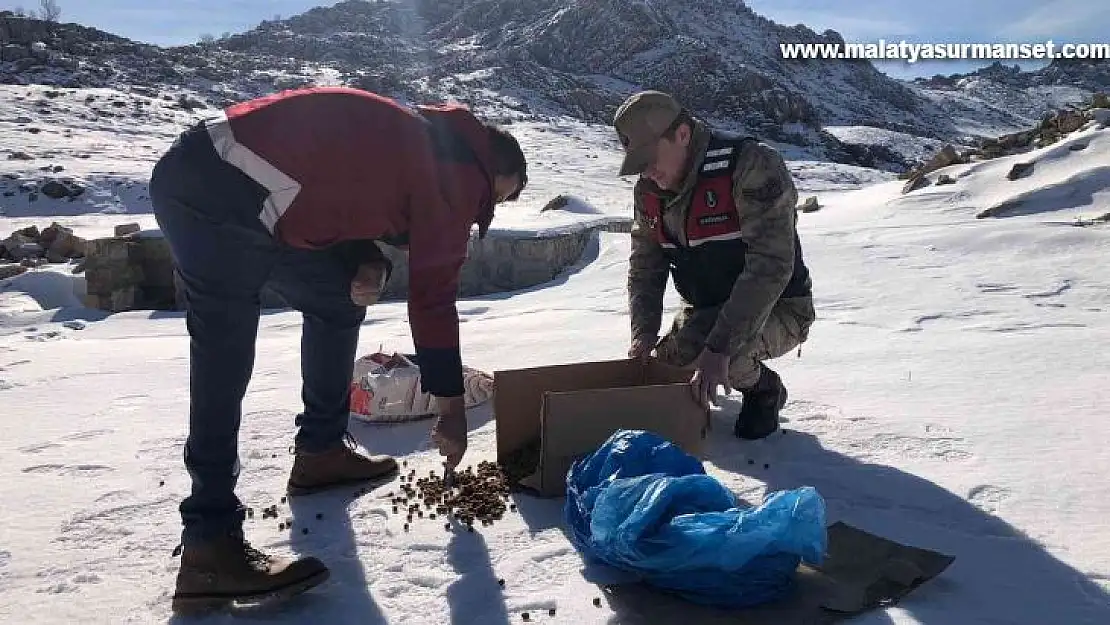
[62,429,113,442]
[406,569,454,589]
[24,329,64,342]
[1023,279,1074,300]
[22,464,114,477]
[19,439,62,455]
[976,282,1019,294]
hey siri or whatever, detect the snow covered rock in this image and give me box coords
[1007,162,1035,181]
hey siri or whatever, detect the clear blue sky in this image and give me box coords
[3,0,1108,79]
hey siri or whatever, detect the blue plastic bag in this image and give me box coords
[565,429,827,608]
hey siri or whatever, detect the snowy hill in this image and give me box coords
[3,2,1108,174]
[2,50,1110,621]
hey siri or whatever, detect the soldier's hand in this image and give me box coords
[351,261,388,306]
[628,334,659,360]
[690,349,730,409]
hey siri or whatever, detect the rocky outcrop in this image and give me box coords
[900,94,1108,191]
[970,107,1095,159]
[0,222,86,264]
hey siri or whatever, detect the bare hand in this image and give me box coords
[351,262,388,306]
[690,349,730,409]
[431,395,467,470]
[628,334,659,360]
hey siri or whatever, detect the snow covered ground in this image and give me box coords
[2,84,1110,623]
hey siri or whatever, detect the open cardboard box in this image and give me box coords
[493,357,709,497]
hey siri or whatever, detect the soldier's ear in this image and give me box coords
[676,123,692,147]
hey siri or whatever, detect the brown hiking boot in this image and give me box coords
[287,432,399,496]
[171,535,329,615]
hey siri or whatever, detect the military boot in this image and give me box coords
[171,534,329,614]
[287,432,399,496]
[734,364,787,440]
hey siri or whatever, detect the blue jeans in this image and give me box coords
[149,124,367,546]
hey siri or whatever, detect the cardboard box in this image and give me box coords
[493,358,710,497]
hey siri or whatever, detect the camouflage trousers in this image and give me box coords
[654,296,815,391]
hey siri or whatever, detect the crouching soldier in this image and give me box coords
[615,90,814,439]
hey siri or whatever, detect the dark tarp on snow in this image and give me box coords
[593,521,955,624]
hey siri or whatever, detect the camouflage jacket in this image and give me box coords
[628,120,807,355]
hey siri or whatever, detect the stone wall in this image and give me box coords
[83,235,183,311]
[81,218,634,313]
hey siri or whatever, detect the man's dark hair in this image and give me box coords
[487,124,527,200]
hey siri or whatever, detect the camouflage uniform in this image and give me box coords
[617,92,815,393]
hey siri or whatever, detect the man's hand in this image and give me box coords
[430,395,467,470]
[690,349,731,409]
[351,261,388,307]
[628,334,659,360]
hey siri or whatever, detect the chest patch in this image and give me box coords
[697,213,732,227]
[704,189,719,208]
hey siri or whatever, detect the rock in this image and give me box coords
[540,194,570,212]
[902,174,930,194]
[977,200,1023,219]
[7,151,33,160]
[0,263,28,280]
[1093,92,1109,109]
[1053,110,1086,134]
[798,196,820,212]
[2,232,33,257]
[10,242,44,261]
[43,224,86,262]
[40,179,84,199]
[1,43,28,62]
[13,115,32,123]
[1007,162,1035,181]
[935,174,956,185]
[114,223,141,237]
[901,144,962,180]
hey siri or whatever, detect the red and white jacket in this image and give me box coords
[202,86,496,397]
